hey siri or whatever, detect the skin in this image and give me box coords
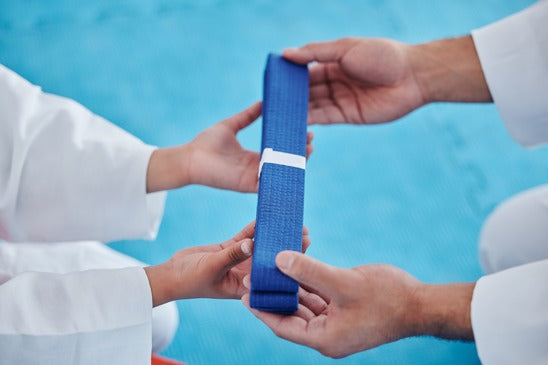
[146,102,314,193]
[142,103,314,307]
[145,223,311,307]
[241,35,491,357]
[282,36,490,126]
[141,103,313,306]
[243,252,474,359]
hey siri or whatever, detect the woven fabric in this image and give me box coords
[250,54,308,314]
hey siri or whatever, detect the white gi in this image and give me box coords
[0,63,178,364]
[471,0,548,364]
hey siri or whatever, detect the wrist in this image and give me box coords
[407,282,475,341]
[144,261,176,307]
[146,144,192,193]
[408,35,492,103]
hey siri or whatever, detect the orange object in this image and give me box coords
[151,353,186,365]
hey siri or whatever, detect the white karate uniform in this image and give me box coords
[471,1,548,364]
[0,64,177,364]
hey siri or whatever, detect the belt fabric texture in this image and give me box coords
[250,53,308,314]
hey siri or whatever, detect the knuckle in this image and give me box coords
[339,37,360,51]
[227,247,241,263]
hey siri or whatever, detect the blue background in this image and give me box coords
[1,0,545,363]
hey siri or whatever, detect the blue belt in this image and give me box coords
[250,54,308,314]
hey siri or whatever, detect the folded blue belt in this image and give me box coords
[250,54,308,314]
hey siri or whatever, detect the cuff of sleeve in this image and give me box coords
[98,143,166,242]
[471,1,548,147]
[471,259,548,364]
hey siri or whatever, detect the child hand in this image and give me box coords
[187,102,314,192]
[146,102,314,193]
[144,221,311,306]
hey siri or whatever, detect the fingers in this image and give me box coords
[308,105,346,125]
[242,294,315,347]
[305,132,314,159]
[232,220,256,242]
[306,145,314,158]
[283,38,355,64]
[298,287,328,316]
[243,274,251,289]
[309,63,346,86]
[223,102,262,133]
[302,226,311,252]
[306,132,314,145]
[276,251,339,296]
[310,83,331,101]
[231,222,308,250]
[212,238,253,272]
[300,282,332,305]
[242,277,313,320]
[294,302,317,321]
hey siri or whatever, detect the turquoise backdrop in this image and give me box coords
[1,1,544,363]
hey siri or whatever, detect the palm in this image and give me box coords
[188,102,313,193]
[307,39,424,125]
[190,123,260,193]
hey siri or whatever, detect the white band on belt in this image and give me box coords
[258,148,306,177]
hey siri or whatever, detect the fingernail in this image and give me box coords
[243,275,251,289]
[283,48,297,54]
[241,239,252,255]
[276,252,294,271]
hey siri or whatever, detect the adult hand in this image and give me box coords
[283,35,491,125]
[242,251,475,358]
[145,222,311,307]
[147,102,314,193]
[283,38,424,125]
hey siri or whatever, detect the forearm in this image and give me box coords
[410,281,476,341]
[146,144,192,193]
[409,35,492,104]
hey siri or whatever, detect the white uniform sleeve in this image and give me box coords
[472,0,548,147]
[0,267,153,365]
[0,64,166,242]
[471,258,548,365]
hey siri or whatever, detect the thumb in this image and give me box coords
[282,38,352,64]
[276,251,339,296]
[212,239,253,272]
[222,102,262,133]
